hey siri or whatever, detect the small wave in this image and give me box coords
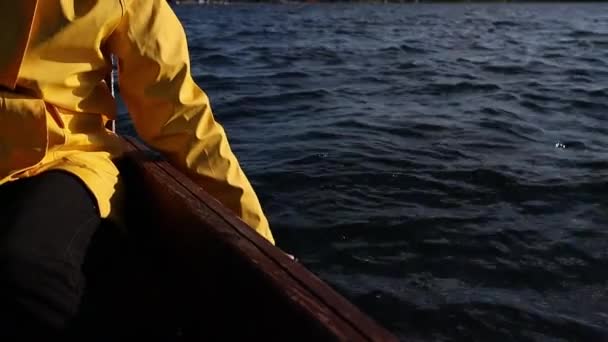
[416,81,501,95]
[542,52,565,59]
[410,122,451,133]
[588,88,608,97]
[399,44,427,54]
[396,61,419,70]
[576,56,608,67]
[567,99,608,111]
[569,29,607,38]
[519,100,550,113]
[334,117,428,140]
[479,107,522,120]
[264,71,311,79]
[221,89,333,109]
[489,92,521,102]
[482,64,529,75]
[567,74,595,84]
[356,75,388,83]
[493,20,519,28]
[291,47,345,65]
[592,40,608,48]
[564,68,596,77]
[231,29,266,37]
[470,41,499,51]
[246,46,273,54]
[378,44,427,54]
[459,141,515,151]
[575,160,608,169]
[521,92,559,102]
[432,168,518,191]
[196,53,236,66]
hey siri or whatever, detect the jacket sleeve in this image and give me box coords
[107,0,275,244]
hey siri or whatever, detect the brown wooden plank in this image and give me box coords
[119,135,399,342]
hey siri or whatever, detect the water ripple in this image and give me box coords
[123,4,608,341]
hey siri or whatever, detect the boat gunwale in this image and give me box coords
[120,135,398,342]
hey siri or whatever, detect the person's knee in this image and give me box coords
[0,247,85,328]
[0,245,84,293]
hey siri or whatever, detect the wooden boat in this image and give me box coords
[70,135,398,341]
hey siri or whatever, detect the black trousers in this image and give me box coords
[0,171,102,338]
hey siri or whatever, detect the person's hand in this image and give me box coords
[284,252,298,262]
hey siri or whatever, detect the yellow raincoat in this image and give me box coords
[0,0,275,244]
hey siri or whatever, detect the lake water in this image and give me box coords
[118,3,608,341]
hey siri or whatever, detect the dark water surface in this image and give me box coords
[119,3,608,341]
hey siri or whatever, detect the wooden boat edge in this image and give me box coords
[118,135,399,341]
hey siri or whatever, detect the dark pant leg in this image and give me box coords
[0,171,101,338]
